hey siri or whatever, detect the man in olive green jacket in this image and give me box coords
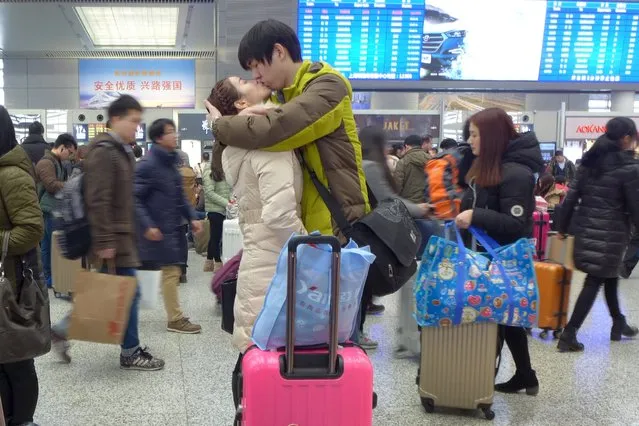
[34,133,76,287]
[208,20,370,239]
[394,134,431,204]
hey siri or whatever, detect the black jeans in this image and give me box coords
[179,224,189,276]
[207,212,225,262]
[498,326,533,375]
[567,274,622,330]
[0,359,38,425]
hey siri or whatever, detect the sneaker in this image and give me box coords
[51,331,71,364]
[120,346,165,371]
[367,303,385,315]
[167,317,202,334]
[356,334,379,350]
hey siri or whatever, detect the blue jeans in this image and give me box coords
[416,219,441,259]
[41,213,54,287]
[52,266,140,351]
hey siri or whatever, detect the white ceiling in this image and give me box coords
[0,1,218,58]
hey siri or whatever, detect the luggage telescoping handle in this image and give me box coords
[286,235,342,375]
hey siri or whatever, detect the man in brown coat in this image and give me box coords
[53,95,165,371]
[34,134,76,288]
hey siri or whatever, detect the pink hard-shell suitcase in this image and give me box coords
[533,211,551,260]
[235,235,376,426]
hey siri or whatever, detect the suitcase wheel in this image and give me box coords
[478,404,495,420]
[553,329,562,339]
[421,397,435,413]
[482,407,495,420]
[539,329,549,339]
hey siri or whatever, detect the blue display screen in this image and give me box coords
[298,0,639,82]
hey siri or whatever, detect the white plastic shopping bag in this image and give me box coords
[136,270,162,310]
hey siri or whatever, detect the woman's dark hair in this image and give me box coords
[208,79,241,116]
[580,117,638,171]
[389,143,404,157]
[466,108,518,187]
[359,126,398,192]
[0,106,18,158]
[210,141,226,182]
[535,174,555,197]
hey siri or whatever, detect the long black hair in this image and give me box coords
[580,117,637,172]
[210,141,226,182]
[0,106,18,158]
[359,126,398,192]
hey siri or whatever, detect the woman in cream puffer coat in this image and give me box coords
[222,145,306,352]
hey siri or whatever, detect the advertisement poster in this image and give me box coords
[565,116,639,140]
[79,59,195,109]
[354,113,440,142]
[177,113,214,146]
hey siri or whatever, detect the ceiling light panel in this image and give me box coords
[75,6,179,47]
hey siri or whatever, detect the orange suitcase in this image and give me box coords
[534,262,572,339]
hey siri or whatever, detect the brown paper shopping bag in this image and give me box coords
[547,234,575,270]
[68,266,137,345]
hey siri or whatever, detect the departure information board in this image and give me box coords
[298,0,639,82]
[539,1,639,82]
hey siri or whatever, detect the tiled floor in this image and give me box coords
[36,252,639,425]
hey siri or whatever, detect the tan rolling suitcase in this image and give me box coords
[51,230,82,298]
[418,322,498,420]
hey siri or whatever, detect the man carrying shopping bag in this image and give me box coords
[50,95,165,371]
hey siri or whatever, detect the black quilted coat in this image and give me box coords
[557,148,639,278]
[460,132,545,246]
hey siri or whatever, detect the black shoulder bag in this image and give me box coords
[297,151,420,296]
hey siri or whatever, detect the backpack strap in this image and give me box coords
[295,149,355,238]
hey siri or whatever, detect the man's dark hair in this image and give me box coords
[404,134,422,147]
[54,133,77,150]
[202,152,210,162]
[422,134,432,144]
[108,95,143,120]
[149,118,176,143]
[555,150,564,157]
[440,138,458,150]
[29,121,44,136]
[238,19,302,70]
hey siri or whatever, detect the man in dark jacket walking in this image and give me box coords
[34,133,76,288]
[393,134,431,203]
[135,118,202,334]
[546,150,576,184]
[21,121,50,165]
[51,95,165,371]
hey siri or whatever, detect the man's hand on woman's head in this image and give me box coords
[204,100,222,128]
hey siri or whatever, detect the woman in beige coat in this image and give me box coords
[207,77,306,407]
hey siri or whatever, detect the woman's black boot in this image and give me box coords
[495,369,539,396]
[557,327,584,352]
[611,315,639,341]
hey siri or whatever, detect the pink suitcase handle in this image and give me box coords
[286,235,341,375]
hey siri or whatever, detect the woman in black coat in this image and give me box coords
[557,117,639,352]
[456,108,544,396]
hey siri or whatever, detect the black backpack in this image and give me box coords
[298,152,420,297]
[53,140,116,259]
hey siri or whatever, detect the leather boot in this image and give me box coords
[495,369,539,396]
[557,327,584,352]
[611,315,639,341]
